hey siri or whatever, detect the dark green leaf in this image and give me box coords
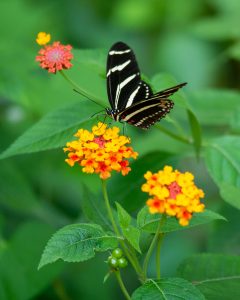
[131,277,205,300]
[38,223,118,269]
[178,254,240,300]
[205,136,240,209]
[137,207,226,233]
[116,202,141,253]
[187,109,202,158]
[109,151,173,212]
[0,222,63,300]
[81,186,111,231]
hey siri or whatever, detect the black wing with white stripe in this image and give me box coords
[106,41,187,129]
[107,42,153,111]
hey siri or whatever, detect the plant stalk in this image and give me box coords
[115,270,131,300]
[143,214,167,280]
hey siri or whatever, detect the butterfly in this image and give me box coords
[105,41,187,129]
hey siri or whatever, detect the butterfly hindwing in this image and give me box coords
[118,97,173,129]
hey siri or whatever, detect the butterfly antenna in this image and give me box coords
[91,109,106,118]
[73,89,105,109]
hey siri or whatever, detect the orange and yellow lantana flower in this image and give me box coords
[64,122,138,179]
[142,166,205,226]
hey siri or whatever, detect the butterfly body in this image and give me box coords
[106,42,186,129]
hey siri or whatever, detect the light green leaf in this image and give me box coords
[178,254,240,300]
[151,73,189,109]
[189,89,240,126]
[116,202,141,253]
[38,223,118,269]
[137,207,226,233]
[0,100,99,159]
[192,17,240,40]
[205,136,240,209]
[131,278,205,300]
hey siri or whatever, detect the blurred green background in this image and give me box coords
[1,0,240,299]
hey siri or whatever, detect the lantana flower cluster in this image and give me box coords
[35,32,73,73]
[142,166,205,226]
[64,122,138,179]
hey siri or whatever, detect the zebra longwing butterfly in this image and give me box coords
[105,42,187,129]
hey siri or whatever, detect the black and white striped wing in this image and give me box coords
[107,42,153,112]
[117,97,174,129]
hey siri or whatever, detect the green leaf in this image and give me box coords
[189,89,240,126]
[151,73,189,109]
[178,254,240,300]
[109,151,172,212]
[0,222,63,300]
[228,41,240,61]
[192,17,240,40]
[38,223,118,269]
[115,202,141,253]
[137,207,226,233]
[205,136,240,209]
[131,278,205,300]
[81,186,111,231]
[0,100,98,159]
[187,109,202,158]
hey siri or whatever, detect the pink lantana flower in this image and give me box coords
[36,36,73,73]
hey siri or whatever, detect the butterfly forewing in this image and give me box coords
[106,41,186,129]
[107,42,153,111]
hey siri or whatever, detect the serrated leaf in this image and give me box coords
[38,223,118,269]
[137,207,226,233]
[0,101,99,159]
[131,278,205,300]
[205,136,240,209]
[116,202,141,253]
[178,254,240,300]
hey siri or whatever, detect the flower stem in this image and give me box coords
[156,230,165,279]
[143,214,167,280]
[114,270,131,300]
[59,70,104,107]
[101,180,144,281]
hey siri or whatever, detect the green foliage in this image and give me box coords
[205,136,240,209]
[131,278,205,300]
[1,0,240,298]
[178,254,240,300]
[39,223,118,269]
[137,207,226,233]
[116,202,141,253]
[0,222,63,300]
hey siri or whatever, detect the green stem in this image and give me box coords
[156,231,165,279]
[143,214,167,280]
[101,180,144,281]
[154,124,191,145]
[59,70,104,106]
[115,270,131,300]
